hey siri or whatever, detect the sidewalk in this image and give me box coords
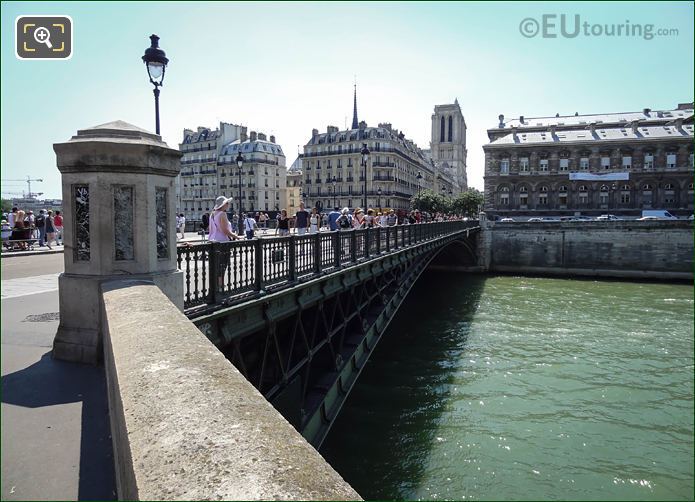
[1,284,115,500]
[1,244,65,259]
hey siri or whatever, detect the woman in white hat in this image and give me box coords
[208,196,241,290]
[209,196,240,242]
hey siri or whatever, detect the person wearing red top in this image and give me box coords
[53,210,63,245]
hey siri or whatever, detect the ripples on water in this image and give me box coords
[321,274,694,500]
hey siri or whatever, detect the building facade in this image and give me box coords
[483,103,694,218]
[281,158,303,216]
[301,89,455,212]
[178,123,286,220]
[430,100,468,191]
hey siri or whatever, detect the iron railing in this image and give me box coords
[177,220,478,313]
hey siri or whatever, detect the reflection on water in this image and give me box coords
[321,274,694,501]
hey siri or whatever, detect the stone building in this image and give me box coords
[178,122,286,220]
[483,103,694,218]
[430,100,468,191]
[301,87,455,212]
[281,157,303,216]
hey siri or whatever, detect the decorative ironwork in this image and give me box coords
[177,221,480,314]
[155,187,168,259]
[74,185,90,261]
[114,185,134,261]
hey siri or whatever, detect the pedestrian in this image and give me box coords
[352,208,366,229]
[276,209,291,236]
[309,207,320,234]
[201,212,210,241]
[336,207,352,230]
[258,212,267,232]
[365,208,379,227]
[209,196,241,289]
[295,202,309,235]
[321,212,329,229]
[44,210,56,250]
[11,209,28,250]
[328,207,341,231]
[231,212,239,234]
[387,209,397,226]
[8,207,17,230]
[35,209,47,247]
[176,213,186,240]
[243,212,258,240]
[53,210,63,245]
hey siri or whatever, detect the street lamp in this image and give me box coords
[361,143,370,208]
[377,187,382,211]
[331,176,337,208]
[416,171,423,196]
[236,152,244,215]
[611,183,617,211]
[141,34,169,135]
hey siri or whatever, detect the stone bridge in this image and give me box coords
[177,222,481,447]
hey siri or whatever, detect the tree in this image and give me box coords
[1,198,12,213]
[452,189,484,216]
[411,190,451,213]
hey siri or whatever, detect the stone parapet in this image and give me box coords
[101,280,360,501]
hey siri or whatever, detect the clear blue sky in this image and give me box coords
[2,1,693,198]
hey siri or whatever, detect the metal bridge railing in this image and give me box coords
[177,220,478,313]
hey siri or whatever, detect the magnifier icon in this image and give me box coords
[34,26,53,49]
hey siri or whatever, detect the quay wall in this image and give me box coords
[478,220,693,280]
[100,280,360,501]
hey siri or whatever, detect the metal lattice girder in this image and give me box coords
[192,229,479,446]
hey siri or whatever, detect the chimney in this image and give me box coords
[550,124,557,136]
[677,102,694,110]
[574,112,579,116]
[511,125,518,141]
[588,122,596,134]
[675,118,684,129]
[631,120,640,134]
[519,115,524,124]
[358,121,367,130]
[327,125,338,134]
[197,127,206,133]
[250,131,257,142]
[258,132,267,141]
[643,108,651,116]
[312,128,319,137]
[498,114,505,127]
[240,130,248,143]
[270,135,276,143]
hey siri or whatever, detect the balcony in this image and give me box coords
[373,176,395,182]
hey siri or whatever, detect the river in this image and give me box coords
[320,273,694,500]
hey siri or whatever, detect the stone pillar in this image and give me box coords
[53,121,183,364]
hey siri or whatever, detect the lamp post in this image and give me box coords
[416,171,423,196]
[236,152,244,215]
[331,176,337,208]
[361,143,370,209]
[611,183,617,212]
[377,187,382,212]
[141,34,169,135]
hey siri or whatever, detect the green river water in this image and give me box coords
[321,274,694,500]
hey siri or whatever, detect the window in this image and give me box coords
[448,116,453,142]
[500,158,510,174]
[644,153,654,169]
[580,157,589,170]
[440,116,445,142]
[579,185,589,204]
[622,156,632,168]
[620,193,630,204]
[519,187,528,206]
[499,187,510,205]
[601,156,610,169]
[642,184,652,190]
[667,153,677,168]
[690,154,694,168]
[520,157,529,171]
[559,159,569,171]
[539,159,548,171]
[538,193,548,205]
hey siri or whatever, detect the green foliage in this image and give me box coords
[411,188,483,215]
[411,190,451,213]
[452,189,484,216]
[1,198,12,213]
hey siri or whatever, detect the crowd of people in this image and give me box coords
[188,196,465,245]
[1,206,63,251]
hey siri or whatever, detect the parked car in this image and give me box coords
[527,217,543,222]
[596,214,621,221]
[689,214,694,221]
[541,217,560,222]
[500,217,515,222]
[641,210,677,220]
[574,216,593,221]
[637,216,661,221]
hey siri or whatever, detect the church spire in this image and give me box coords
[351,81,359,130]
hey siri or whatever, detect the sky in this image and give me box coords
[1,1,693,199]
